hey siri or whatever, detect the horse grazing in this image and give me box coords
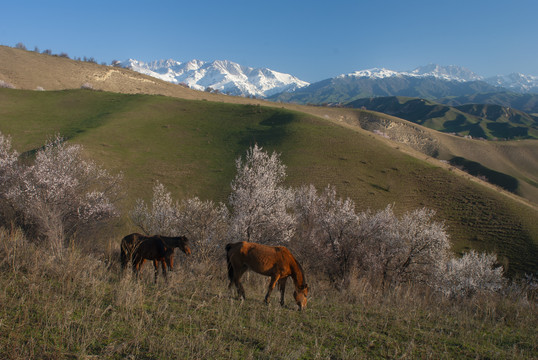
[225,241,308,310]
[121,233,191,282]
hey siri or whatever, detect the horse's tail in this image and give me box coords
[225,243,234,284]
[120,237,129,270]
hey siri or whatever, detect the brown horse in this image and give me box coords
[121,233,191,282]
[225,241,308,310]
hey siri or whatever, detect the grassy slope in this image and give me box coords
[347,96,538,140]
[3,45,537,204]
[1,229,536,359]
[322,106,538,204]
[1,89,537,275]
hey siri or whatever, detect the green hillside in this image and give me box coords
[1,88,537,275]
[438,91,538,114]
[269,76,501,105]
[347,96,538,140]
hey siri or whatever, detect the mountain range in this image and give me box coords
[120,58,309,98]
[122,60,538,101]
[269,65,538,109]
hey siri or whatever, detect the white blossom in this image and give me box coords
[436,250,505,298]
[228,145,295,244]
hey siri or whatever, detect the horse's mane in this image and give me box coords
[286,249,306,288]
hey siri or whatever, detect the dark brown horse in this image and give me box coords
[225,241,308,310]
[121,233,191,282]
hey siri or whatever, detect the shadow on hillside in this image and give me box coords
[239,112,295,148]
[449,156,519,193]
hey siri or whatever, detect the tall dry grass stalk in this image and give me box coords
[0,227,536,359]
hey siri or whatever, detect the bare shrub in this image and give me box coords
[0,132,19,224]
[436,250,505,298]
[228,144,295,245]
[175,197,229,262]
[294,185,451,289]
[0,80,15,89]
[7,135,121,254]
[130,182,229,263]
[130,182,178,236]
[81,82,94,90]
[293,184,360,287]
[354,206,450,288]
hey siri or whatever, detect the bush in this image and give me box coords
[0,80,15,89]
[351,206,450,289]
[130,182,229,262]
[293,189,451,289]
[228,144,295,245]
[437,250,505,298]
[0,133,19,223]
[293,184,360,286]
[5,134,121,254]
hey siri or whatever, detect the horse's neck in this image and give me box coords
[289,256,306,288]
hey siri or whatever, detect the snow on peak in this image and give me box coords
[340,64,483,82]
[120,58,309,98]
[339,68,404,79]
[409,64,483,82]
[484,73,538,92]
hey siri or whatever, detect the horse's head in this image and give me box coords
[179,236,191,255]
[293,284,308,311]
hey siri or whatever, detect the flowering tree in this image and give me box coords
[130,182,178,236]
[228,145,295,245]
[0,133,18,189]
[294,185,361,285]
[130,182,229,261]
[7,135,121,253]
[436,250,505,298]
[176,197,229,261]
[0,133,19,223]
[356,206,450,287]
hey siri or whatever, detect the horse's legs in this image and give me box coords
[133,258,146,279]
[167,255,174,272]
[232,266,247,300]
[153,260,159,283]
[278,277,288,306]
[160,259,168,282]
[264,275,281,304]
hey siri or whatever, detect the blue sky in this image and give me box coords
[2,0,537,82]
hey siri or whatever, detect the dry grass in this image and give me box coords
[1,228,536,359]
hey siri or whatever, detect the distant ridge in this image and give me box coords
[120,58,309,98]
[269,64,538,107]
[347,96,538,140]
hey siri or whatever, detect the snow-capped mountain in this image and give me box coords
[339,64,483,82]
[484,73,538,93]
[409,64,483,82]
[338,64,538,93]
[120,58,309,98]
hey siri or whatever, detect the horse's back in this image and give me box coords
[226,241,291,276]
[135,237,167,260]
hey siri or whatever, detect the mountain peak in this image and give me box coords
[409,64,483,82]
[121,58,309,97]
[340,64,483,82]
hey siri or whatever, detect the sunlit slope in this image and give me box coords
[2,45,536,205]
[0,89,537,275]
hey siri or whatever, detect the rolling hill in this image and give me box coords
[347,96,538,140]
[1,45,537,275]
[437,91,538,114]
[0,88,537,276]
